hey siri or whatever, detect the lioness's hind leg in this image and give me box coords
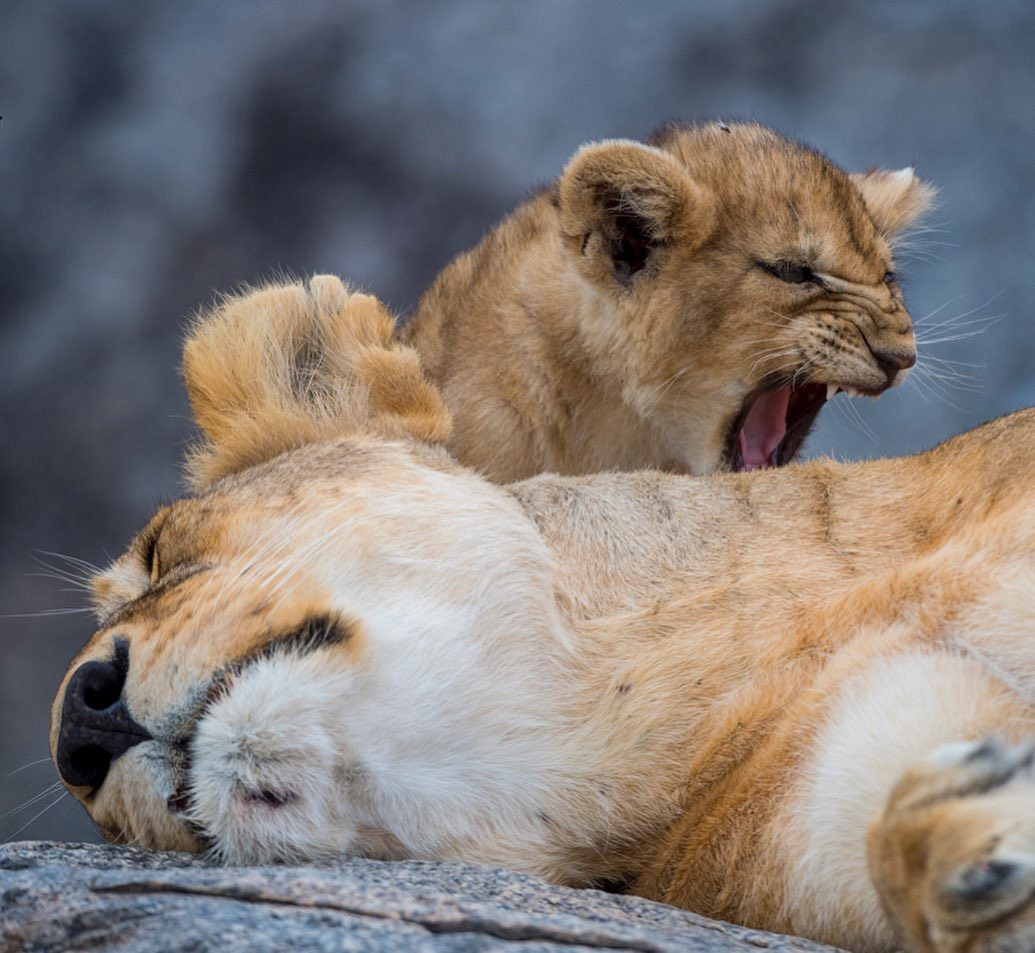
[868,738,1035,953]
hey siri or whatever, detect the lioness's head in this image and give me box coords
[50,280,578,872]
[557,121,935,471]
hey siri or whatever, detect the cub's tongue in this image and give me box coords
[738,387,790,471]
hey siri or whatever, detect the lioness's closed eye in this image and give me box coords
[52,280,1035,953]
[403,121,935,480]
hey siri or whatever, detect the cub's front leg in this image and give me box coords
[868,738,1035,952]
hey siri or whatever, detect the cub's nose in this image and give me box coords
[55,639,151,793]
[871,345,916,387]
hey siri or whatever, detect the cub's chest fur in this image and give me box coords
[403,121,934,482]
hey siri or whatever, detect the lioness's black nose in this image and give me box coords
[55,639,151,792]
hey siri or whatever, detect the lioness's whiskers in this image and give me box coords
[6,757,54,778]
[26,570,93,594]
[33,550,103,576]
[0,607,93,619]
[3,790,69,843]
[18,552,98,625]
[2,781,64,819]
[29,554,97,591]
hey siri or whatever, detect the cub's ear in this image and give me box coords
[558,139,715,288]
[182,275,451,489]
[851,167,937,242]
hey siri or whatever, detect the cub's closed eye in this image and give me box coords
[758,260,816,285]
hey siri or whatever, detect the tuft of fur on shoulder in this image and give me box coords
[182,275,451,489]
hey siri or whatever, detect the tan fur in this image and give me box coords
[183,275,450,488]
[52,286,1034,953]
[403,121,935,480]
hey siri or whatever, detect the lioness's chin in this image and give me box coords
[87,654,364,863]
[87,748,207,854]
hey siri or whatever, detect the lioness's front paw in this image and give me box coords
[868,738,1035,953]
[182,275,451,488]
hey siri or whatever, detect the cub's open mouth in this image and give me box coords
[729,381,872,472]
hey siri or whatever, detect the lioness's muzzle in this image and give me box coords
[55,639,151,793]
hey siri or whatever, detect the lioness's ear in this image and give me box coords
[851,167,937,242]
[558,139,715,288]
[182,275,451,489]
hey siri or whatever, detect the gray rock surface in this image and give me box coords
[0,842,842,952]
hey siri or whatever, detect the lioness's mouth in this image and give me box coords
[165,670,233,823]
[729,381,866,472]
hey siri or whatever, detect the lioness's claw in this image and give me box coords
[870,737,1035,952]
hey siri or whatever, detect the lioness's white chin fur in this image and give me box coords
[186,513,590,874]
[189,654,357,864]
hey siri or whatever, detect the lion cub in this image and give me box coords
[402,121,934,481]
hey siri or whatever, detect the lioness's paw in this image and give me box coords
[868,738,1035,953]
[182,276,451,488]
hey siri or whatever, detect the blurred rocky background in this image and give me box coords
[2,0,1033,843]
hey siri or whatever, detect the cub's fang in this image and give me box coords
[826,384,839,401]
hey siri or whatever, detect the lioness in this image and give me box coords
[53,280,1035,953]
[403,121,935,480]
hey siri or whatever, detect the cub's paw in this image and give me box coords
[868,738,1035,953]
